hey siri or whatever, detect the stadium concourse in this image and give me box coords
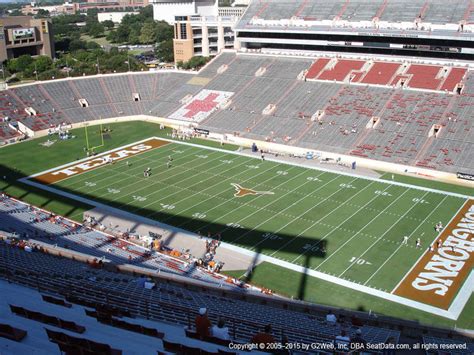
[0,51,473,177]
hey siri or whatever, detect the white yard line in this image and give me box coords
[57,143,189,189]
[58,148,227,216]
[58,144,197,192]
[291,183,393,264]
[109,152,251,213]
[26,136,165,178]
[271,179,376,258]
[315,187,410,270]
[231,174,349,246]
[142,160,281,219]
[146,138,472,200]
[363,195,448,286]
[338,191,430,278]
[25,136,472,201]
[255,252,469,320]
[159,163,290,223]
[194,166,314,234]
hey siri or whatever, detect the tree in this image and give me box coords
[88,22,105,38]
[34,9,50,19]
[155,39,174,62]
[138,5,153,20]
[54,37,71,52]
[86,8,99,20]
[128,27,140,44]
[34,56,53,73]
[9,9,22,16]
[105,54,128,72]
[102,20,115,30]
[7,55,34,73]
[108,25,129,43]
[86,41,101,50]
[38,69,62,81]
[177,56,210,70]
[109,47,119,56]
[69,39,87,52]
[155,21,173,43]
[139,21,156,44]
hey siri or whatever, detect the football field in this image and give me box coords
[25,137,472,318]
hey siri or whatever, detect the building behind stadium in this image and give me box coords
[0,16,54,62]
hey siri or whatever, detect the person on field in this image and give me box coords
[416,238,421,248]
[402,235,408,244]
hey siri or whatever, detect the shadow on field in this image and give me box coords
[0,164,327,300]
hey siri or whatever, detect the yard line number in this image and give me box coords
[160,203,175,210]
[349,256,371,265]
[133,195,147,202]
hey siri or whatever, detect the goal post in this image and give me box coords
[84,121,105,153]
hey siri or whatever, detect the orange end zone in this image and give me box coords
[32,138,170,185]
[393,199,474,310]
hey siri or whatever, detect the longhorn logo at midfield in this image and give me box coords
[231,183,274,198]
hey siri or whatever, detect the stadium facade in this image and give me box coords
[235,0,474,59]
[0,16,54,61]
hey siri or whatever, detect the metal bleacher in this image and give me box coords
[0,196,231,286]
[239,0,472,25]
[198,54,474,174]
[0,238,401,348]
[1,52,473,175]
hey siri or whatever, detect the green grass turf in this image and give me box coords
[2,121,472,329]
[80,33,112,47]
[37,137,471,329]
[378,172,473,196]
[223,262,474,330]
[50,139,466,290]
[0,121,237,220]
